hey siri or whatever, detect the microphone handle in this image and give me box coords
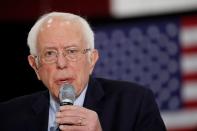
[56,127,60,131]
[60,102,73,106]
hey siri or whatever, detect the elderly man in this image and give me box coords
[0,12,166,131]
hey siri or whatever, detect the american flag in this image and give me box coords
[93,15,197,131]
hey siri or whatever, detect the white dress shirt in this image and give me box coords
[48,86,88,131]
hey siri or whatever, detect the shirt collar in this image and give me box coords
[74,85,88,106]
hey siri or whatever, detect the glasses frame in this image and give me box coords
[34,48,92,64]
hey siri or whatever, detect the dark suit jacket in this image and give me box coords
[0,77,166,131]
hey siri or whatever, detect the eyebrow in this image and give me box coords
[41,42,83,50]
[43,46,82,51]
[42,47,57,51]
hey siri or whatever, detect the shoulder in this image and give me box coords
[90,78,155,104]
[93,77,154,98]
[0,90,48,110]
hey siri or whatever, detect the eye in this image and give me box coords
[66,49,79,54]
[44,50,57,57]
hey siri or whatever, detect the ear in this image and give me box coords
[28,55,41,80]
[89,49,99,74]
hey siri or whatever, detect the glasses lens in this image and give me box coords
[65,48,80,61]
[42,50,57,63]
[39,48,91,63]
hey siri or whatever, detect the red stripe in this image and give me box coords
[183,101,197,109]
[168,127,197,131]
[182,46,197,54]
[182,73,197,81]
[182,15,197,27]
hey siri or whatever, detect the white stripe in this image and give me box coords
[110,0,197,18]
[161,109,197,129]
[182,82,197,101]
[181,54,197,74]
[181,27,197,46]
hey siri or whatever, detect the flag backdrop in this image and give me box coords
[93,15,197,131]
[0,0,197,130]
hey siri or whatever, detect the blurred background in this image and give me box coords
[0,0,197,130]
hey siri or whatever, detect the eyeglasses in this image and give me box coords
[35,47,91,64]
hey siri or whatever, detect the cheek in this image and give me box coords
[39,66,52,80]
[74,60,91,94]
[38,65,60,98]
[76,60,91,79]
[38,66,56,89]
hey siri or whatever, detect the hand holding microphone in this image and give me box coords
[56,83,102,131]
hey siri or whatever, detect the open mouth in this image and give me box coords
[55,78,74,86]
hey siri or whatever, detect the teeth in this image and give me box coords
[60,80,69,84]
[56,78,72,85]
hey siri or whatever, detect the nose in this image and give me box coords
[56,53,68,69]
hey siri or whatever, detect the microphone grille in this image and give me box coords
[59,83,76,105]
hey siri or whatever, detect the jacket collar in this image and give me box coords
[83,76,105,112]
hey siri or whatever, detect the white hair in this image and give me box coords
[27,12,95,55]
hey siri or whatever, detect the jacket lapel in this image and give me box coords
[83,77,104,113]
[25,91,50,131]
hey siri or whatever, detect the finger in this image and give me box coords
[59,105,88,114]
[57,106,88,118]
[59,105,77,111]
[56,116,86,126]
[56,110,86,119]
[59,124,86,131]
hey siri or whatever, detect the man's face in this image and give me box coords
[28,17,98,100]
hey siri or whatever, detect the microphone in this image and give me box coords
[59,83,76,106]
[57,84,76,130]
